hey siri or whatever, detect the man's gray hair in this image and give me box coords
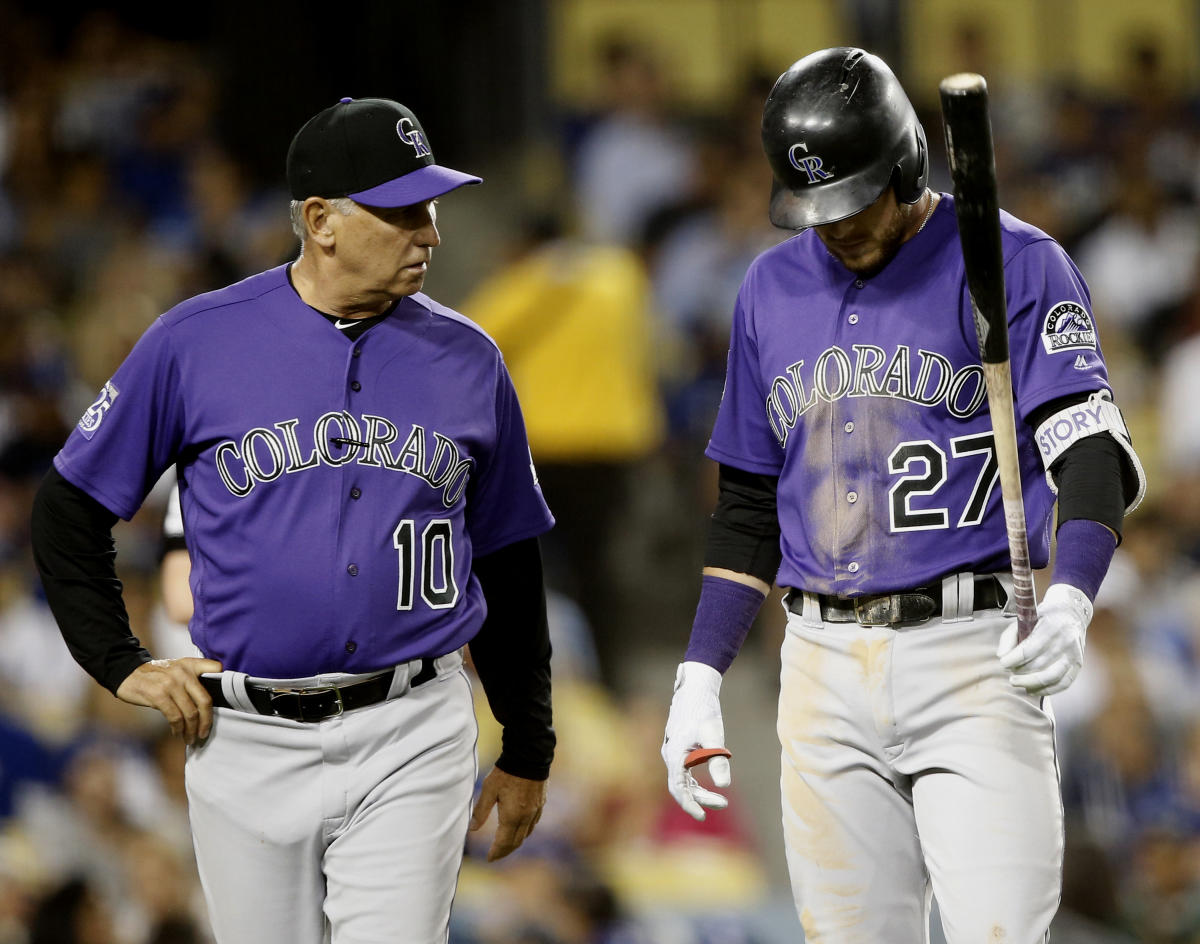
[290,197,358,242]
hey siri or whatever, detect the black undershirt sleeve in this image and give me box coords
[703,464,783,585]
[30,467,152,694]
[1027,394,1133,540]
[1049,436,1127,538]
[469,537,555,781]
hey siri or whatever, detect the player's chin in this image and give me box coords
[835,245,892,277]
[834,249,877,274]
[391,269,428,296]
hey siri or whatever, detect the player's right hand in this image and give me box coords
[661,661,731,821]
[116,657,223,744]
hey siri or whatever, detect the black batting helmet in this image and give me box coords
[762,47,928,229]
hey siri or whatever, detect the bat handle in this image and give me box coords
[1011,564,1038,642]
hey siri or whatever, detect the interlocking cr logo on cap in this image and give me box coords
[396,118,431,158]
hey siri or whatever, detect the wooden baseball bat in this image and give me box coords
[939,73,1037,641]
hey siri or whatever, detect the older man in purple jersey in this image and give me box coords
[661,49,1144,942]
[32,98,555,944]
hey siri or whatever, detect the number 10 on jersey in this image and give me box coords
[393,519,459,609]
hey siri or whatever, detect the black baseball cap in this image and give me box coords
[286,97,481,206]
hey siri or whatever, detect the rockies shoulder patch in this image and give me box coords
[1041,301,1096,354]
[78,380,120,440]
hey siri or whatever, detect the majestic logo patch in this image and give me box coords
[787,143,833,184]
[78,381,119,440]
[396,117,431,158]
[1041,301,1096,354]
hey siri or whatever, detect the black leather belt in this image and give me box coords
[200,657,438,722]
[785,574,1007,626]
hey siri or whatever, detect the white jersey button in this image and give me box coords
[848,562,860,573]
[848,313,859,325]
[844,421,854,433]
[847,491,858,503]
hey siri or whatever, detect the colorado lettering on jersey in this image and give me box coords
[766,344,987,447]
[214,411,474,507]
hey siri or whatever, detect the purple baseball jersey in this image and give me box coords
[56,265,554,677]
[708,195,1108,595]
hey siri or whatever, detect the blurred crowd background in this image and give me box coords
[0,0,1199,941]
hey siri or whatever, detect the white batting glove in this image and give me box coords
[997,583,1093,696]
[661,661,731,821]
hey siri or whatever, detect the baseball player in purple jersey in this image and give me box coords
[661,49,1144,942]
[32,98,556,944]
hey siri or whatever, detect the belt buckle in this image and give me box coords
[853,595,899,626]
[269,686,344,722]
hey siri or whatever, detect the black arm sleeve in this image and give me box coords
[703,464,783,584]
[1050,436,1127,538]
[30,467,152,694]
[468,537,555,781]
[1028,394,1131,540]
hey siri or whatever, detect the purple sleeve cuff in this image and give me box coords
[683,575,767,673]
[1051,518,1117,602]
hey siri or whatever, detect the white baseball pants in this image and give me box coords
[185,655,477,944]
[779,580,1061,943]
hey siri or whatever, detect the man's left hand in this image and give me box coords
[997,582,1093,696]
[469,767,547,861]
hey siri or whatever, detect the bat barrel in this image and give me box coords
[940,73,1037,642]
[939,74,1008,365]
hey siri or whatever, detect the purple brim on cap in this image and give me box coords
[347,164,482,207]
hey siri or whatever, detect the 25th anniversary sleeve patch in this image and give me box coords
[78,380,119,440]
[1041,301,1097,354]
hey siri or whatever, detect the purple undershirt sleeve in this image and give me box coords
[683,574,768,673]
[1050,518,1117,602]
